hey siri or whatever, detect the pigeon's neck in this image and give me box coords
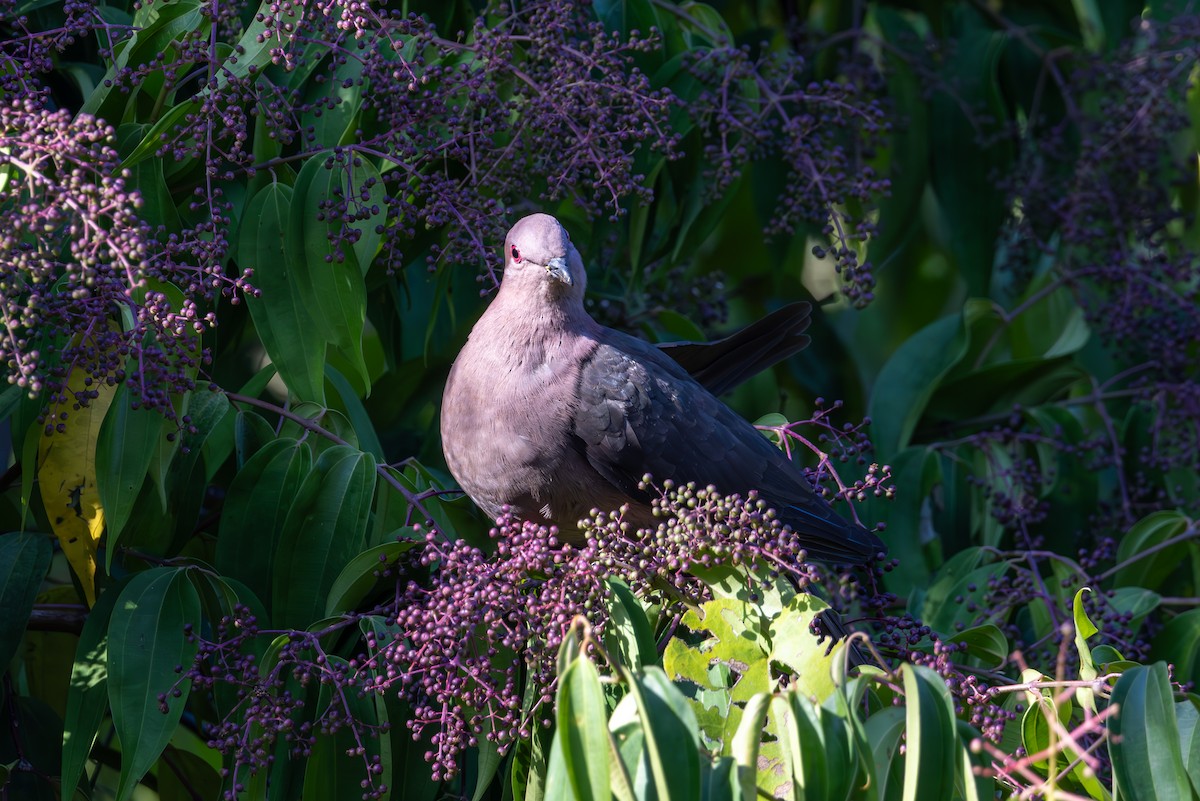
[477,285,595,368]
[494,276,592,332]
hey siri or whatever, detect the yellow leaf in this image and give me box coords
[37,368,116,607]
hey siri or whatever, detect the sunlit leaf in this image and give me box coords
[109,568,202,801]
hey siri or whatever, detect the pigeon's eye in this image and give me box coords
[511,246,522,263]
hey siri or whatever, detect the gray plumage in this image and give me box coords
[440,213,884,564]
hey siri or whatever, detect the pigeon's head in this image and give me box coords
[503,213,586,300]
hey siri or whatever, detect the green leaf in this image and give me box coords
[0,532,52,669]
[915,549,1011,636]
[1151,609,1200,689]
[862,446,939,596]
[865,707,906,801]
[1019,669,1074,774]
[121,100,198,169]
[768,594,841,702]
[213,0,298,91]
[1073,588,1100,714]
[929,8,1013,296]
[901,664,958,801]
[60,580,126,801]
[770,688,861,801]
[558,655,612,801]
[96,383,165,563]
[301,655,384,800]
[1110,663,1195,801]
[1070,0,1107,52]
[299,53,365,148]
[947,624,1009,670]
[288,156,371,393]
[326,365,385,460]
[109,568,202,801]
[240,182,328,403]
[626,666,702,801]
[1177,697,1200,795]
[868,312,969,457]
[156,746,222,801]
[215,437,312,612]
[273,446,377,628]
[868,7,930,264]
[324,539,419,616]
[1112,510,1191,591]
[604,578,658,671]
[349,157,386,273]
[730,693,769,800]
[1009,281,1092,360]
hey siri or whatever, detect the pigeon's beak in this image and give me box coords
[545,256,572,286]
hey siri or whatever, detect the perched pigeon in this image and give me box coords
[440,213,885,564]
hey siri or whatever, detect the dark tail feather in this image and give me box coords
[657,302,812,396]
[781,501,886,565]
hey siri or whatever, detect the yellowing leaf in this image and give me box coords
[37,367,117,606]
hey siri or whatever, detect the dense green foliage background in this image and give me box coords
[2,0,1200,799]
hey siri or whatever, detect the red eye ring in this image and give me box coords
[511,246,522,263]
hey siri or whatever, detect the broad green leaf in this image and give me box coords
[929,8,1012,296]
[109,568,202,801]
[1110,663,1194,801]
[157,746,222,801]
[916,550,1011,636]
[770,689,860,801]
[861,446,939,596]
[324,539,419,616]
[288,156,371,393]
[1020,669,1074,775]
[604,578,658,671]
[121,99,198,168]
[663,597,770,735]
[232,408,279,468]
[470,737,504,801]
[0,383,21,424]
[956,720,994,801]
[96,383,164,564]
[299,52,365,147]
[241,182,327,403]
[730,693,769,800]
[1177,698,1200,795]
[557,655,611,801]
[0,531,52,669]
[767,594,840,701]
[543,721,577,801]
[273,446,377,628]
[80,0,207,122]
[868,311,969,457]
[1070,0,1107,52]
[1151,609,1200,688]
[213,0,298,91]
[627,666,702,801]
[901,664,958,801]
[215,437,312,610]
[349,158,386,273]
[1112,510,1190,591]
[1009,281,1092,360]
[865,707,906,801]
[947,624,1008,670]
[301,655,385,800]
[326,364,385,460]
[868,7,930,265]
[60,581,126,801]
